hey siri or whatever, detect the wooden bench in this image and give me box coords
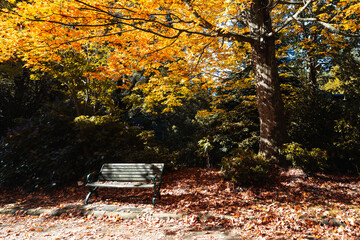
[84,163,164,205]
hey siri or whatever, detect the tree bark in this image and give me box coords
[308,56,318,88]
[247,0,287,163]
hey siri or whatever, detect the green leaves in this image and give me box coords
[282,142,328,173]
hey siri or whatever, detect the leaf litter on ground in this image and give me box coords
[0,167,360,239]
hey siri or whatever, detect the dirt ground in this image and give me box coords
[0,214,241,240]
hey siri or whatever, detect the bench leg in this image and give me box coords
[84,187,98,204]
[152,189,161,206]
[152,195,157,206]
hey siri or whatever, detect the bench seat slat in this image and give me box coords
[100,173,161,177]
[100,172,159,175]
[100,173,161,176]
[100,173,158,177]
[102,164,163,168]
[100,175,157,179]
[101,170,161,173]
[99,177,152,182]
[101,168,162,171]
[98,178,157,182]
[101,166,162,169]
[100,174,158,179]
[101,167,163,170]
[102,165,163,169]
[86,182,154,188]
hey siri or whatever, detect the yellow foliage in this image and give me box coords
[0,0,359,112]
[323,78,344,94]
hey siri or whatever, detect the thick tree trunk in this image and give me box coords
[248,0,287,163]
[252,38,286,163]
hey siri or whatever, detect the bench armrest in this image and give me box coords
[86,172,99,184]
[152,174,158,182]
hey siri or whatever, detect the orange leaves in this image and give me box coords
[343,3,360,17]
[0,168,360,239]
[0,0,228,80]
[29,227,43,232]
[0,0,359,120]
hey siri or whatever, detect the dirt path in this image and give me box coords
[0,214,239,240]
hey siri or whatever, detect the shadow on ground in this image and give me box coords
[0,168,359,215]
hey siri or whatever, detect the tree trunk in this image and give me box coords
[308,56,318,88]
[248,0,287,163]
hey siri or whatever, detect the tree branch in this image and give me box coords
[277,1,303,5]
[274,0,315,33]
[71,0,254,43]
[138,38,179,63]
[181,0,253,43]
[31,29,135,50]
[296,18,360,37]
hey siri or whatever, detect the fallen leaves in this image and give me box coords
[0,167,359,239]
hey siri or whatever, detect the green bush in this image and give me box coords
[0,108,179,190]
[73,115,144,166]
[221,149,275,186]
[331,118,360,173]
[282,142,328,173]
[194,103,260,168]
[0,112,81,190]
[285,87,339,150]
[0,116,118,188]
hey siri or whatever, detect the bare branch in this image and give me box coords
[274,0,315,33]
[296,18,360,37]
[277,1,303,5]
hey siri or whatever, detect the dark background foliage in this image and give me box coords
[1,42,360,189]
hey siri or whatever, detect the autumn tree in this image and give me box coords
[1,0,360,164]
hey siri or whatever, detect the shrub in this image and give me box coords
[0,110,181,190]
[330,118,360,174]
[195,103,260,168]
[73,115,144,166]
[282,142,328,173]
[221,149,275,186]
[0,112,81,190]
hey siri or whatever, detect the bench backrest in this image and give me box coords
[98,163,164,182]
